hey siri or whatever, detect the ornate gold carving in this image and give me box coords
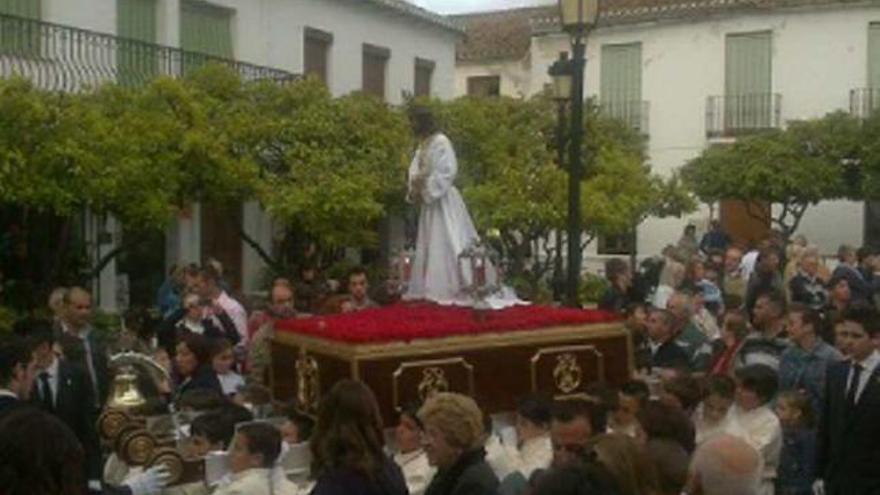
[417,367,450,401]
[98,409,133,441]
[530,344,605,399]
[149,447,185,486]
[295,349,320,413]
[553,353,583,394]
[392,357,475,412]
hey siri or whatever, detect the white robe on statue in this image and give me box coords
[403,133,519,308]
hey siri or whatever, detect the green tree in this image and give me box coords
[682,112,859,239]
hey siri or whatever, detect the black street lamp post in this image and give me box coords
[557,0,598,307]
[548,52,571,303]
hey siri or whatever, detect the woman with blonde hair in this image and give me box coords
[587,433,659,495]
[419,392,498,495]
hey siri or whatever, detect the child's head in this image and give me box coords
[515,394,552,442]
[701,375,735,425]
[280,408,315,446]
[614,380,649,427]
[774,391,814,428]
[734,365,778,411]
[229,423,283,474]
[395,403,425,454]
[189,411,234,458]
[660,374,702,414]
[211,339,235,375]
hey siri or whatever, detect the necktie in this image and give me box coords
[846,363,864,410]
[39,371,54,412]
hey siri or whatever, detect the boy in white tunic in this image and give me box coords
[732,364,782,495]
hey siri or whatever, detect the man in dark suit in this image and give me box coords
[55,286,110,408]
[0,335,33,417]
[646,308,690,372]
[28,321,103,486]
[816,304,880,495]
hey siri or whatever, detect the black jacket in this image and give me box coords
[649,340,690,372]
[817,360,880,495]
[310,457,408,495]
[424,448,499,495]
[30,360,102,480]
[173,364,223,404]
[54,329,110,406]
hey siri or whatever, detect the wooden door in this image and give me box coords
[201,202,243,291]
[720,200,770,248]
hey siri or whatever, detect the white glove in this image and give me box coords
[124,465,171,495]
[812,479,825,495]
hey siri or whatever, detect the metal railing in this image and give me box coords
[599,100,649,135]
[706,93,782,137]
[850,88,880,119]
[0,13,296,92]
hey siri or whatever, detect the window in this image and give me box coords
[117,0,157,85]
[870,23,880,89]
[304,27,332,85]
[414,57,434,97]
[0,0,41,56]
[598,232,635,256]
[180,0,234,73]
[600,42,644,132]
[362,43,389,99]
[724,31,773,130]
[466,75,500,97]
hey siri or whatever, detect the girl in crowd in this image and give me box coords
[212,339,244,397]
[393,403,435,495]
[775,391,816,495]
[588,433,659,495]
[174,333,223,403]
[310,379,407,495]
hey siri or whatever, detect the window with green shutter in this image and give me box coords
[869,23,880,89]
[600,42,643,132]
[117,0,157,86]
[180,0,234,73]
[725,31,773,130]
[0,0,41,56]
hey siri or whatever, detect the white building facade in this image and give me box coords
[454,0,880,266]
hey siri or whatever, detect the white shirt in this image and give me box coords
[0,388,17,400]
[741,250,760,281]
[394,449,435,495]
[211,291,249,347]
[37,357,60,405]
[217,371,245,397]
[847,350,880,403]
[732,404,782,495]
[512,435,552,480]
[213,468,299,495]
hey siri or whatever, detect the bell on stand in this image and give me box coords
[108,366,147,409]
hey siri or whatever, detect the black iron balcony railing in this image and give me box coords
[850,88,880,119]
[0,13,296,91]
[600,100,649,136]
[706,93,782,138]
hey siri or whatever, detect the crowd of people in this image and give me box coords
[0,223,878,495]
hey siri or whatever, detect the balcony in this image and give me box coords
[706,93,782,138]
[599,100,650,136]
[0,13,295,92]
[850,88,880,119]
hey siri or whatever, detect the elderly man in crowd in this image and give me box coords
[686,434,762,495]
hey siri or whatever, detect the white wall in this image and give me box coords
[456,58,533,97]
[464,4,880,259]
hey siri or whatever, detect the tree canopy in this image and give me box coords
[682,110,875,239]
